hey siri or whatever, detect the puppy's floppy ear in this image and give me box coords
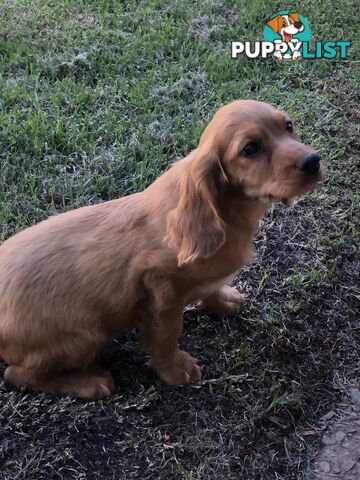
[166,142,226,266]
[266,16,281,33]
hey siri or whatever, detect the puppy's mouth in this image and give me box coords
[278,167,325,207]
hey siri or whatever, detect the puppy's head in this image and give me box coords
[167,100,323,265]
[199,99,323,206]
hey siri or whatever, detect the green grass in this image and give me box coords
[0,0,359,479]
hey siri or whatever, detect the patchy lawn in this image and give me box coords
[0,0,359,478]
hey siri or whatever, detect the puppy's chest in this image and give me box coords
[220,227,255,268]
[186,234,254,303]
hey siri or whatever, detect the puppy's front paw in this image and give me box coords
[218,286,246,315]
[151,350,201,385]
[200,286,246,315]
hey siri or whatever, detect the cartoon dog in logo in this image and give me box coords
[266,13,304,60]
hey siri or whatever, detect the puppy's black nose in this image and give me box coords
[296,153,320,174]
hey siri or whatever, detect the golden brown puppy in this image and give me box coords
[0,100,323,399]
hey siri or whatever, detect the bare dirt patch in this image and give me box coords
[314,391,360,479]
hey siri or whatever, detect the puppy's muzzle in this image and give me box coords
[296,153,321,175]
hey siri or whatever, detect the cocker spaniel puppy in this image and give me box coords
[0,100,323,399]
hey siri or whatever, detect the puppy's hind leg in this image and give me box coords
[4,365,116,400]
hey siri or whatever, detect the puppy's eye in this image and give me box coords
[242,141,260,157]
[286,121,294,133]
